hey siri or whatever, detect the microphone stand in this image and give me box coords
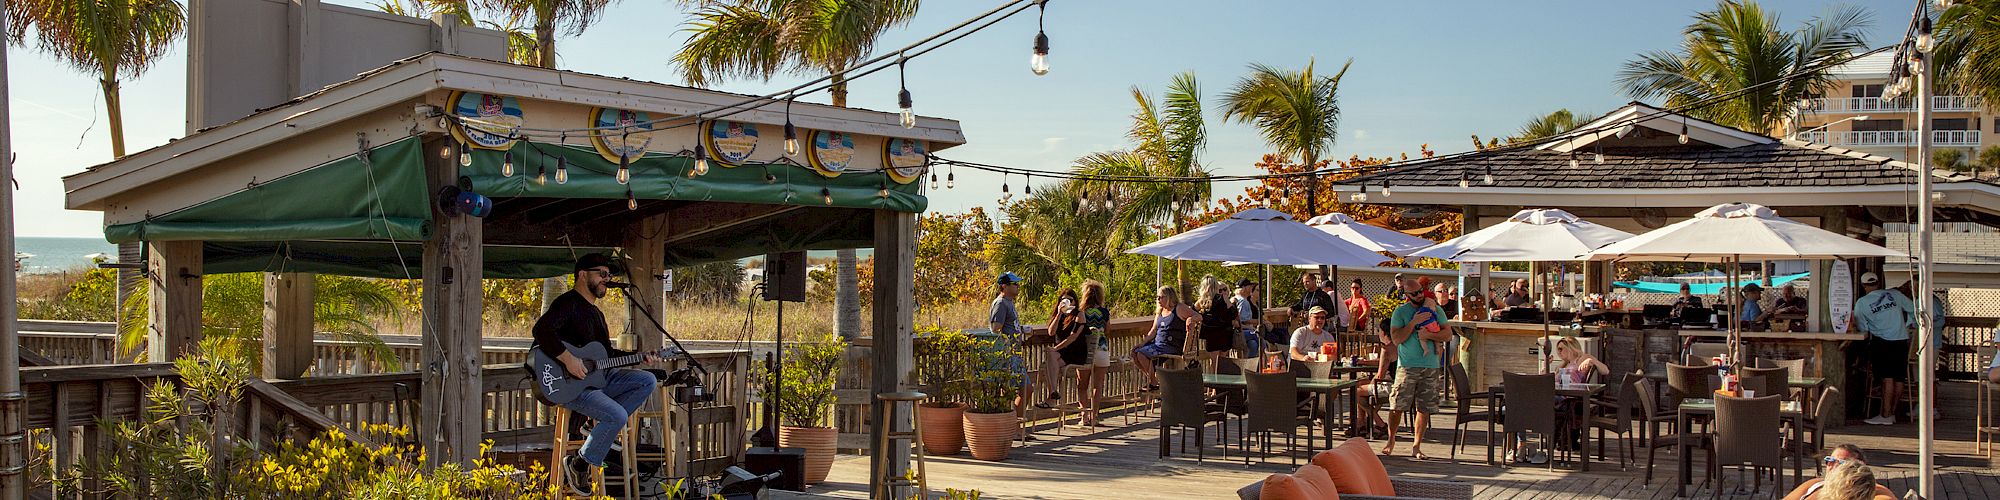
[616,285,713,486]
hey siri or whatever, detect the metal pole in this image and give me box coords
[0,6,23,496]
[1916,43,1938,500]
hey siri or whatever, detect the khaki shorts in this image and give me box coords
[1389,366,1444,414]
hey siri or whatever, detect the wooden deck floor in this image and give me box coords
[782,381,2000,499]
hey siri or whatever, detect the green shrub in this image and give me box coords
[754,332,846,428]
[963,334,1023,414]
[913,325,979,406]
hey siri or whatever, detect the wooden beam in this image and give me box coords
[262,272,315,380]
[867,210,915,491]
[419,135,484,468]
[146,240,203,360]
[622,214,669,354]
[660,203,806,246]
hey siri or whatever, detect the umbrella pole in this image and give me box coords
[1542,261,1552,374]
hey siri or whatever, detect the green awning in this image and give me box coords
[104,137,431,244]
[458,142,926,213]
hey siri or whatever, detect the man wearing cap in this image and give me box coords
[1289,306,1337,361]
[991,272,1032,420]
[1848,272,1914,425]
[1738,283,1767,332]
[1231,279,1264,354]
[535,253,660,492]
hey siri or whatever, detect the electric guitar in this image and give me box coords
[528,341,677,405]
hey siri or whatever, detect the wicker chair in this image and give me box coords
[1446,363,1495,459]
[1638,380,1711,486]
[1740,366,1788,400]
[1795,386,1841,457]
[1243,370,1313,466]
[1712,394,1784,496]
[1500,371,1559,471]
[1587,371,1645,470]
[1157,363,1226,461]
[1667,363,1716,403]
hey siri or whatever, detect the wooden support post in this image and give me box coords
[262,273,315,380]
[420,136,483,468]
[868,210,916,492]
[147,240,204,360]
[622,214,668,354]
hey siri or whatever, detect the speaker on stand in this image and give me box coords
[747,251,808,491]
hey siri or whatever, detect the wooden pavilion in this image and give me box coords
[53,52,962,484]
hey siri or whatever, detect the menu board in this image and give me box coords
[1828,260,1853,334]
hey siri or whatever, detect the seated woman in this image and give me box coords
[1133,286,1199,391]
[1554,337,1608,384]
[1784,445,1897,500]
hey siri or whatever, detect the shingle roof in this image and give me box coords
[1339,141,1972,190]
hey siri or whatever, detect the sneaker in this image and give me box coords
[1864,415,1896,426]
[563,455,594,496]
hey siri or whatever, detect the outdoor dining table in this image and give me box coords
[1674,398,1807,498]
[1203,373,1361,449]
[1485,382,1607,470]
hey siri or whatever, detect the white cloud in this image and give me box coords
[1036,137,1067,154]
[1353,129,1371,140]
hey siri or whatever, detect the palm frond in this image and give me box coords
[1619,0,1868,134]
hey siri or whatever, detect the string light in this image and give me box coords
[764,167,777,184]
[821,187,834,205]
[1679,119,1690,144]
[535,153,548,185]
[501,150,515,177]
[1568,152,1580,169]
[1380,181,1392,197]
[878,177,890,198]
[1030,0,1050,76]
[1001,173,1009,193]
[946,166,956,189]
[783,97,799,156]
[440,142,454,160]
[459,144,473,167]
[555,157,569,184]
[1459,172,1470,189]
[1024,173,1032,194]
[1594,141,1604,165]
[1350,185,1368,203]
[1483,165,1495,185]
[897,58,916,129]
[692,143,710,178]
[1917,16,1934,53]
[626,187,638,210]
[616,151,631,185]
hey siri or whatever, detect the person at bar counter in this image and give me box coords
[1499,279,1532,309]
[1737,283,1767,332]
[1671,282,1705,315]
[1379,277,1453,458]
[1758,283,1809,332]
[1847,272,1914,426]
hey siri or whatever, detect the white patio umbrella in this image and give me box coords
[1583,202,1907,371]
[1127,208,1388,267]
[1410,208,1636,372]
[1304,213,1437,257]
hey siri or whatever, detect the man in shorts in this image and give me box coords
[1848,272,1913,426]
[1381,278,1454,458]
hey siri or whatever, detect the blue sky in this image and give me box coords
[7,0,1914,237]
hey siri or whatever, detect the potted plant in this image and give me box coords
[914,325,978,455]
[756,332,845,484]
[961,333,1024,461]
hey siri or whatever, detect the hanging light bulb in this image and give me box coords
[878,178,890,198]
[1917,16,1935,53]
[440,142,454,160]
[535,156,547,185]
[1594,151,1605,165]
[692,144,710,177]
[897,58,916,129]
[459,147,473,167]
[617,155,631,184]
[1483,166,1496,185]
[1380,181,1392,197]
[1569,153,1580,169]
[1459,172,1470,189]
[1350,185,1368,203]
[555,157,569,184]
[1024,174,1032,194]
[946,169,956,189]
[783,98,799,155]
[1679,120,1691,144]
[765,172,778,184]
[1001,174,1010,193]
[821,187,834,205]
[501,151,515,177]
[1030,0,1050,75]
[627,188,638,210]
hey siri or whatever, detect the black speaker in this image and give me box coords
[761,251,807,302]
[743,447,807,492]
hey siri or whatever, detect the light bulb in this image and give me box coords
[627,190,638,210]
[1594,152,1604,164]
[1031,32,1050,76]
[765,172,777,184]
[555,162,569,184]
[1569,156,1580,168]
[1002,180,1010,193]
[822,187,833,205]
[501,151,515,177]
[1351,192,1368,203]
[898,89,916,129]
[617,163,630,184]
[1459,175,1470,189]
[946,171,955,189]
[783,122,799,155]
[1381,184,1393,197]
[1918,18,1934,52]
[440,143,454,160]
[693,144,710,177]
[459,149,473,167]
[878,185,890,198]
[1483,171,1495,185]
[1024,181,1032,194]
[535,168,547,186]
[1679,133,1690,145]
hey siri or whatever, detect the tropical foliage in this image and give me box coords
[1512,109,1597,143]
[1934,0,2000,106]
[1935,148,1968,172]
[5,0,185,158]
[912,325,979,405]
[116,274,402,369]
[1220,58,1351,170]
[673,0,921,106]
[671,260,748,305]
[961,333,1022,414]
[755,332,846,428]
[372,0,540,65]
[1617,0,1869,134]
[474,0,619,68]
[915,209,998,309]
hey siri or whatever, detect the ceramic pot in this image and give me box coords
[779,426,838,484]
[919,402,966,456]
[962,411,1017,461]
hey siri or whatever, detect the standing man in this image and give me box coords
[1232,279,1264,355]
[537,254,660,493]
[1848,272,1914,426]
[1291,272,1334,321]
[1380,278,1453,458]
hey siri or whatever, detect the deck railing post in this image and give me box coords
[869,210,916,492]
[419,134,484,468]
[263,272,315,380]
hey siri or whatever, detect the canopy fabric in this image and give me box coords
[460,141,925,213]
[1584,203,1909,262]
[104,137,432,244]
[1303,213,1435,256]
[1127,208,1389,266]
[1408,208,1634,263]
[1614,272,1810,294]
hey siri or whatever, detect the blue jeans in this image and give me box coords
[560,368,657,465]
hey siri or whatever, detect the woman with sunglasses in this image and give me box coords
[1783,445,1896,500]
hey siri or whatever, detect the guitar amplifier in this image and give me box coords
[744,447,807,491]
[761,251,807,302]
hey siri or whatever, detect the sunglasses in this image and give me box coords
[1822,456,1847,467]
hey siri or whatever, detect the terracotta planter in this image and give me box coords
[919,403,966,456]
[779,426,838,484]
[962,411,1016,461]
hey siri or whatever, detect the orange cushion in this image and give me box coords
[1311,438,1395,496]
[1258,472,1332,500]
[1293,464,1340,497]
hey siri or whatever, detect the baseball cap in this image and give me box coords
[573,253,623,274]
[1307,305,1329,316]
[1860,272,1880,284]
[997,272,1026,285]
[1741,283,1762,293]
[1235,278,1257,288]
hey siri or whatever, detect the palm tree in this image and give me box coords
[118,274,402,369]
[373,0,540,65]
[1935,0,2000,106]
[1511,109,1597,143]
[1934,148,1969,172]
[1218,58,1350,216]
[1074,72,1211,288]
[1978,145,2000,178]
[474,0,620,68]
[674,0,920,340]
[6,0,184,158]
[1617,0,1869,135]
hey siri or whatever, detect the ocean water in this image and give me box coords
[15,236,118,274]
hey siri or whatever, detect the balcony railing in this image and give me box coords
[1793,129,1983,147]
[1799,95,1985,114]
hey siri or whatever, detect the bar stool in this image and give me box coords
[551,410,635,497]
[620,385,675,492]
[873,391,931,500]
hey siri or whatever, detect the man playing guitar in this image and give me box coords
[536,253,661,493]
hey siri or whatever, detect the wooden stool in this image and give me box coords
[619,384,675,495]
[873,391,931,500]
[552,409,636,498]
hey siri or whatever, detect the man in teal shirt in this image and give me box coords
[1380,278,1454,458]
[1848,272,1913,425]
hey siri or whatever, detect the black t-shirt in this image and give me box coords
[532,290,631,360]
[1293,289,1335,313]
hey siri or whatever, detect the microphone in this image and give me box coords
[603,281,635,289]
